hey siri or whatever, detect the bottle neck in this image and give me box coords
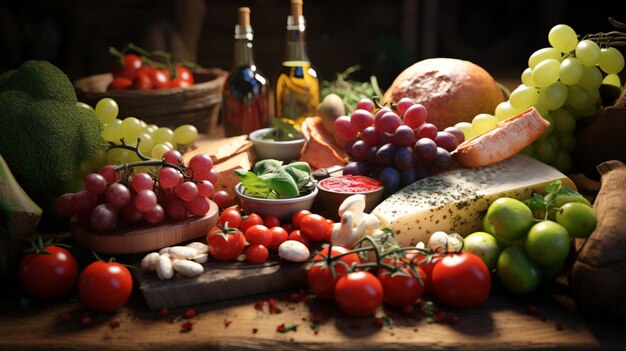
[283,15,309,62]
[233,37,255,67]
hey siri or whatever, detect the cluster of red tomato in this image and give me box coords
[19,245,132,312]
[208,208,333,264]
[108,53,195,91]
[308,246,492,317]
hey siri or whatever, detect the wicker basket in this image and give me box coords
[74,68,227,134]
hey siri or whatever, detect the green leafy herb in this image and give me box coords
[236,159,315,199]
[524,180,589,220]
[258,118,302,141]
[321,65,383,114]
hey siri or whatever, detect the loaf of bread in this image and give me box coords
[451,107,549,168]
[382,58,504,129]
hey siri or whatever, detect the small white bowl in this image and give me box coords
[234,183,318,222]
[249,127,305,162]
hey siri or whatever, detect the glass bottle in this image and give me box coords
[222,7,270,137]
[274,0,320,127]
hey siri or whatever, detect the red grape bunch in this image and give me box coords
[334,97,464,197]
[57,151,218,231]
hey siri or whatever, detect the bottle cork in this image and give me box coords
[290,0,303,18]
[238,7,250,27]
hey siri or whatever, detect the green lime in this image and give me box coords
[524,221,570,266]
[483,197,534,241]
[497,247,542,294]
[463,231,502,271]
[556,202,597,238]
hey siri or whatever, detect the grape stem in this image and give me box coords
[583,17,626,47]
[107,139,191,178]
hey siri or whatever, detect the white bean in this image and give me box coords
[192,253,208,264]
[159,247,171,255]
[186,242,209,254]
[168,246,198,259]
[156,254,174,280]
[141,252,160,271]
[172,260,204,277]
[278,240,310,262]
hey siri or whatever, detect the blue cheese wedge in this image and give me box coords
[372,155,575,246]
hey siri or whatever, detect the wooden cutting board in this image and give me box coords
[137,255,311,310]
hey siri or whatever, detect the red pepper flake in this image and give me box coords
[527,304,540,316]
[414,328,419,333]
[267,298,277,307]
[80,316,93,327]
[276,323,297,333]
[252,328,258,334]
[447,314,460,325]
[224,319,232,328]
[181,321,193,333]
[58,313,72,323]
[555,322,564,331]
[183,308,197,319]
[269,305,282,315]
[109,320,120,329]
[373,318,384,329]
[254,300,265,311]
[159,307,170,318]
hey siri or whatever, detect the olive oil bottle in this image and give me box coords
[223,7,270,137]
[275,0,320,127]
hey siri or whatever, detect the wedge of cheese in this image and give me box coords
[372,155,575,246]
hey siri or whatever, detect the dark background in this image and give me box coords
[1,0,624,90]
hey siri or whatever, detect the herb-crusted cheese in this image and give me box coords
[372,155,575,246]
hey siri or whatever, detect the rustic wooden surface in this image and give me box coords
[0,281,624,351]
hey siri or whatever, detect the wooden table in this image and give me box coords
[1,279,624,351]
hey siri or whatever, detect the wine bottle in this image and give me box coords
[223,7,270,137]
[275,0,320,127]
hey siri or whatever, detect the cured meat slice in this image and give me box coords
[299,117,347,169]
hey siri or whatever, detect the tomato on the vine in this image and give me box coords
[334,271,383,317]
[19,245,78,300]
[169,66,194,87]
[291,210,311,227]
[245,244,269,264]
[431,252,491,309]
[414,253,440,295]
[207,225,246,261]
[263,215,281,229]
[268,226,289,251]
[132,68,153,90]
[240,213,264,233]
[378,266,425,307]
[245,224,272,246]
[219,208,242,229]
[112,53,142,80]
[299,214,330,242]
[108,77,133,90]
[288,230,309,247]
[308,246,361,300]
[77,260,133,312]
[147,67,170,89]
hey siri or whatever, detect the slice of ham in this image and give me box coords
[300,117,348,169]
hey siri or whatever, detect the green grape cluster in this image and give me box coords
[456,24,625,173]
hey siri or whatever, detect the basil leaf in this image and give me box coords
[259,170,299,197]
[283,161,312,176]
[253,159,283,175]
[283,165,311,190]
[235,169,271,198]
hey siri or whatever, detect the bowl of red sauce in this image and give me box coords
[316,175,384,219]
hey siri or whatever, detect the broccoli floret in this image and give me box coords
[0,60,77,103]
[0,60,102,196]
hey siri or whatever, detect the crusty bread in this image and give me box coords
[451,107,549,168]
[382,58,504,130]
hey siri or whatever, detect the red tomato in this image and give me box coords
[112,53,142,80]
[108,77,133,90]
[148,67,170,89]
[288,230,309,247]
[334,271,383,317]
[207,226,245,261]
[240,213,264,233]
[281,223,295,233]
[300,214,330,242]
[431,252,491,309]
[168,78,192,88]
[414,253,441,295]
[245,244,269,264]
[219,208,242,229]
[268,226,289,251]
[245,224,272,246]
[291,210,311,227]
[308,246,361,300]
[264,215,281,229]
[378,266,425,307]
[19,246,78,300]
[175,66,194,84]
[77,261,133,312]
[132,68,153,90]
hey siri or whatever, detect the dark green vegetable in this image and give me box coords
[236,160,315,199]
[258,118,302,142]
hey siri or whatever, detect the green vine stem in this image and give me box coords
[583,18,626,47]
[107,139,191,179]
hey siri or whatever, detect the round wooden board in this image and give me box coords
[71,200,219,254]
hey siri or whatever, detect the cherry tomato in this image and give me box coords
[112,53,142,80]
[245,224,272,246]
[292,210,311,227]
[108,77,133,90]
[245,244,269,264]
[132,69,153,90]
[19,246,78,300]
[431,252,491,309]
[378,266,425,307]
[288,230,309,247]
[175,66,194,84]
[207,226,245,261]
[168,78,192,88]
[308,246,361,300]
[268,226,289,251]
[219,208,242,229]
[264,215,281,229]
[240,213,264,233]
[281,223,295,233]
[300,214,330,242]
[148,67,171,89]
[77,260,133,312]
[414,254,440,295]
[334,271,383,317]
